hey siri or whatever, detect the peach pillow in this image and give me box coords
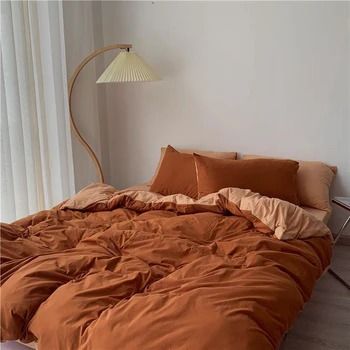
[150,146,198,198]
[151,147,237,184]
[194,155,300,204]
[242,155,336,212]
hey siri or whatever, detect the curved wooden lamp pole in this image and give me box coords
[68,44,132,183]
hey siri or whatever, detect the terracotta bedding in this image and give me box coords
[1,184,332,350]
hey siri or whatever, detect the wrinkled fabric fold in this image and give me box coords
[62,183,331,240]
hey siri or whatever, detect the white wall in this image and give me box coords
[100,1,349,194]
[63,0,109,189]
[63,1,349,229]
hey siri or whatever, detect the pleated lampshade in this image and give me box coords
[96,51,159,83]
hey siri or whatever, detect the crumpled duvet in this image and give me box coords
[1,184,332,350]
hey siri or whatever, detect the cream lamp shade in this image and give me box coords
[97,51,159,83]
[68,43,159,183]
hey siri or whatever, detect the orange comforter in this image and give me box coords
[1,184,332,350]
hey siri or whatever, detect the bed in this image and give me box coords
[0,148,336,350]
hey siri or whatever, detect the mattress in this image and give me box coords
[1,184,332,350]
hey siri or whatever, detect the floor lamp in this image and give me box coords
[68,44,159,183]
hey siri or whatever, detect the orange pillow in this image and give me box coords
[150,147,237,184]
[242,154,336,212]
[194,155,300,204]
[150,146,198,198]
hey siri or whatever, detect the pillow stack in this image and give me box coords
[150,146,302,205]
[242,154,336,212]
[151,146,237,184]
[194,155,300,204]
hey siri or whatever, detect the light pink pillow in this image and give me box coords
[242,154,336,212]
